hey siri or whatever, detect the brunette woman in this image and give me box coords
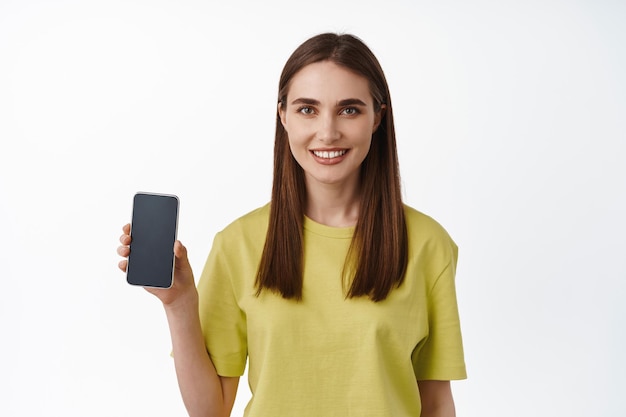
[118,33,466,417]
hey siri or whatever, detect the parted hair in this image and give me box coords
[255,33,408,302]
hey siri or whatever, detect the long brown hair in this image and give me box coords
[256,33,407,302]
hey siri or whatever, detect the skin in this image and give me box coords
[118,225,239,417]
[418,380,457,417]
[279,60,383,227]
[117,60,456,417]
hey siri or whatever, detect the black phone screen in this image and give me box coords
[127,192,179,288]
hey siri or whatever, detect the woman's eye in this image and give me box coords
[298,106,314,115]
[341,107,360,116]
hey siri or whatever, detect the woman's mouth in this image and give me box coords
[311,149,348,159]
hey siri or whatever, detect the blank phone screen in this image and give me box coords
[127,193,179,288]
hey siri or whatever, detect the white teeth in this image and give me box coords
[313,150,347,159]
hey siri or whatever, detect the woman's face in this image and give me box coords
[279,61,383,192]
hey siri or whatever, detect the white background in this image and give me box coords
[1,0,624,416]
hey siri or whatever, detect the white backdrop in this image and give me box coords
[1,0,624,416]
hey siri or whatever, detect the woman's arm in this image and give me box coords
[164,293,239,417]
[417,380,456,417]
[118,225,238,417]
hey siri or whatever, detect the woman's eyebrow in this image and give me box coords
[290,98,319,105]
[290,98,368,106]
[337,98,367,107]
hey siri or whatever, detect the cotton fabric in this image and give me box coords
[197,204,466,417]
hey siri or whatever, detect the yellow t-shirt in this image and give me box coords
[197,204,466,417]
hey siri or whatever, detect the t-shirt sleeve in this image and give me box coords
[412,244,467,381]
[196,231,248,377]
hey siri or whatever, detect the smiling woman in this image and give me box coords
[118,32,466,417]
[279,61,382,197]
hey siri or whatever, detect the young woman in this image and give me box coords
[118,33,466,417]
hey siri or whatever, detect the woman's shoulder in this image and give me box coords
[403,205,453,240]
[403,204,457,261]
[217,203,271,240]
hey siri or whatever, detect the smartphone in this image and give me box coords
[126,192,179,288]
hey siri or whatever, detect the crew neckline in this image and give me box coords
[303,216,355,239]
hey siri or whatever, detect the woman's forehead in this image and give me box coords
[286,61,372,103]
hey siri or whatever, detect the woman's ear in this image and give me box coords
[373,104,386,132]
[278,101,287,129]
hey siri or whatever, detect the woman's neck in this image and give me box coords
[304,178,360,228]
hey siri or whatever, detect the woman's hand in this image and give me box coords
[117,223,198,308]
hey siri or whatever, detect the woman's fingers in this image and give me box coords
[120,223,131,245]
[118,259,128,272]
[119,234,131,245]
[117,245,130,257]
[120,235,131,245]
[118,223,132,272]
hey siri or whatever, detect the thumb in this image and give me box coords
[173,240,191,270]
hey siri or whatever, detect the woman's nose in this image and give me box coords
[315,113,340,143]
